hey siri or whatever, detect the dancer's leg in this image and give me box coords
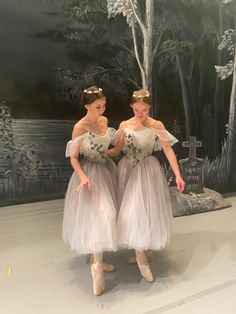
[90,254,116,272]
[135,250,154,282]
[129,250,153,264]
[90,252,105,295]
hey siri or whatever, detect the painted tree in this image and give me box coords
[215,0,236,184]
[178,0,226,151]
[107,0,213,137]
[156,1,218,139]
[0,102,42,196]
[155,9,197,138]
[38,0,140,110]
[212,1,228,154]
[108,0,194,122]
[107,1,155,103]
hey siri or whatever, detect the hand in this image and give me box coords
[176,176,185,193]
[77,176,91,192]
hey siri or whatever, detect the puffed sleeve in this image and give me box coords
[108,127,124,146]
[153,128,179,151]
[107,127,117,145]
[65,134,85,157]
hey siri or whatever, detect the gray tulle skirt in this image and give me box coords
[117,155,173,251]
[62,158,117,254]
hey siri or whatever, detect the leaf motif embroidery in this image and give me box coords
[88,132,107,162]
[124,132,142,166]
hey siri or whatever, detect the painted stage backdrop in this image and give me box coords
[0,0,236,206]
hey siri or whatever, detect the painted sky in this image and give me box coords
[0,0,71,117]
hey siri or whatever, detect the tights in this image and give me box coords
[135,250,148,265]
[90,252,103,264]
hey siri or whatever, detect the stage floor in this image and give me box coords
[1,194,236,314]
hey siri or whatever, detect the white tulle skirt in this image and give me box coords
[117,155,173,251]
[62,158,117,254]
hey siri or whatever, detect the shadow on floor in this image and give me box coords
[66,230,236,295]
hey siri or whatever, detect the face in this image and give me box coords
[86,97,106,117]
[131,102,150,121]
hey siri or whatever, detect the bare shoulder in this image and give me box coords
[101,116,108,126]
[152,119,166,130]
[73,119,87,132]
[119,120,127,129]
[72,120,87,140]
[102,116,108,123]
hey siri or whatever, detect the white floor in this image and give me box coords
[0,194,236,314]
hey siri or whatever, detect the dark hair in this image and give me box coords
[131,89,152,106]
[80,86,105,106]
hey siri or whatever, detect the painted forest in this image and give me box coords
[0,0,236,205]
[45,0,236,191]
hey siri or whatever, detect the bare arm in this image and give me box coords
[161,141,181,178]
[154,121,185,192]
[70,124,91,191]
[107,136,124,157]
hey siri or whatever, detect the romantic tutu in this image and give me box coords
[117,127,178,251]
[62,128,117,254]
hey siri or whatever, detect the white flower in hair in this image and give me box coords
[83,87,103,94]
[132,90,150,97]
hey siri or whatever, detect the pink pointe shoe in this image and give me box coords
[129,251,153,264]
[137,261,154,282]
[90,263,105,296]
[89,255,115,273]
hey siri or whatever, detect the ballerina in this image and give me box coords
[108,89,185,282]
[62,86,117,295]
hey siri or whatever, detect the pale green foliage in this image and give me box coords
[0,102,42,178]
[218,29,235,55]
[215,29,235,80]
[107,0,137,26]
[215,61,234,80]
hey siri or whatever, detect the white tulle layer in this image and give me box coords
[117,155,173,251]
[62,158,117,254]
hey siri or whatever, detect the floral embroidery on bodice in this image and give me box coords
[80,131,109,163]
[122,128,157,166]
[122,128,179,167]
[65,128,115,164]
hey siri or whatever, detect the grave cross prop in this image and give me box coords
[179,136,204,194]
[182,136,202,159]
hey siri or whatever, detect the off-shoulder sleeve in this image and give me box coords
[109,127,124,146]
[153,128,179,151]
[108,127,116,145]
[65,134,85,157]
[114,128,125,145]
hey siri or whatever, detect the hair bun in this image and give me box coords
[81,86,104,106]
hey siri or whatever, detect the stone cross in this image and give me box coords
[179,136,204,194]
[182,136,202,159]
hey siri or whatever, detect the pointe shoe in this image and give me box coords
[90,263,105,296]
[89,260,115,272]
[137,261,154,282]
[129,251,153,264]
[102,262,116,273]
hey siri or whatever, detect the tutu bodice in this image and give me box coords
[116,126,178,251]
[122,128,178,166]
[65,128,115,163]
[62,127,117,255]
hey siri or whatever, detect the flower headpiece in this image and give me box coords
[132,90,150,97]
[83,87,103,94]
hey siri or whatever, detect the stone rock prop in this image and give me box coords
[170,136,232,216]
[170,187,232,217]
